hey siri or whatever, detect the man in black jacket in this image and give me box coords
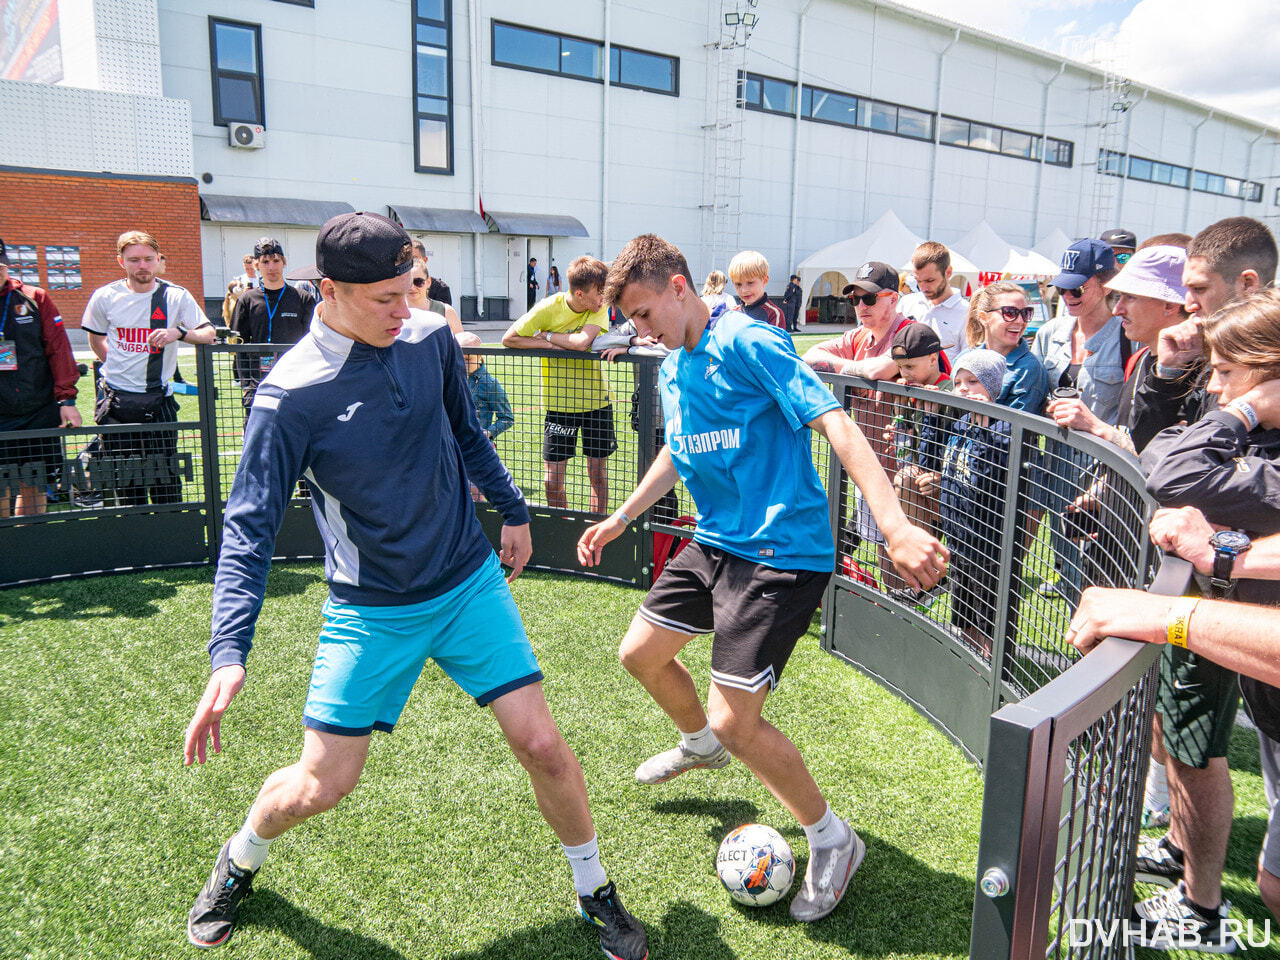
[782,274,803,332]
[231,238,317,411]
[0,239,81,516]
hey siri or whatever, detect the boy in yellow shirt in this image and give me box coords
[502,256,616,512]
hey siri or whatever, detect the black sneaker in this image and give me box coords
[187,842,256,948]
[1135,834,1184,886]
[577,881,648,960]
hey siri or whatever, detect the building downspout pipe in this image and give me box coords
[1029,61,1067,246]
[925,27,961,239]
[602,0,611,260]
[787,0,818,278]
[468,0,484,316]
[1183,110,1213,232]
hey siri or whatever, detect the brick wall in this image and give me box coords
[0,169,203,327]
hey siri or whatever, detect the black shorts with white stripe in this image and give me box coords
[638,541,830,694]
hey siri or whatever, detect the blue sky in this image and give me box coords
[895,0,1280,128]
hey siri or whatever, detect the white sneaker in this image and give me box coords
[1133,882,1238,953]
[790,822,864,922]
[634,743,730,785]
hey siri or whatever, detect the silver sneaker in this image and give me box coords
[634,743,730,785]
[790,821,864,922]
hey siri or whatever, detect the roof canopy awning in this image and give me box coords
[199,194,355,226]
[387,205,487,233]
[484,210,589,237]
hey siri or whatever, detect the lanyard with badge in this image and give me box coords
[0,291,16,372]
[259,286,285,376]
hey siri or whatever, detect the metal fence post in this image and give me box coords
[633,357,659,589]
[988,421,1028,719]
[195,344,224,563]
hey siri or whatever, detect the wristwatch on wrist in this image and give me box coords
[541,330,553,342]
[58,398,76,407]
[177,328,188,341]
[1209,530,1251,592]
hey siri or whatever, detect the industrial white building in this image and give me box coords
[2,0,1278,319]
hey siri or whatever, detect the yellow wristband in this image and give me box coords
[1166,597,1199,648]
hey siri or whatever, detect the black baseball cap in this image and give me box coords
[842,261,898,296]
[253,237,284,258]
[293,212,414,285]
[0,239,8,265]
[1099,228,1137,250]
[891,322,942,360]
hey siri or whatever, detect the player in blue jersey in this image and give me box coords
[578,234,948,923]
[183,213,647,960]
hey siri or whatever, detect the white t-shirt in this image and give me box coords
[82,280,207,393]
[898,290,969,354]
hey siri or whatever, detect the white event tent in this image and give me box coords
[795,210,979,324]
[1033,228,1074,270]
[952,221,1060,279]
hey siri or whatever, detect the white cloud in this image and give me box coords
[1094,0,1280,126]
[891,0,1280,127]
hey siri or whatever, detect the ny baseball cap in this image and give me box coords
[292,212,414,285]
[891,322,942,359]
[1105,245,1188,305]
[1099,228,1137,250]
[843,261,898,296]
[1051,239,1117,290]
[253,237,284,258]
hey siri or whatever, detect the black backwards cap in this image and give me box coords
[289,212,414,284]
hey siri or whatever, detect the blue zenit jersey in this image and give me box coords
[659,312,840,571]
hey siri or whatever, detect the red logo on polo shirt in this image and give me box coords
[151,307,166,321]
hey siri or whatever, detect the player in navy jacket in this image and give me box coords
[183,213,647,960]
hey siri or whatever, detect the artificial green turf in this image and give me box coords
[2,565,1275,958]
[0,565,984,959]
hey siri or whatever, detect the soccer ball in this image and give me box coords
[716,824,795,906]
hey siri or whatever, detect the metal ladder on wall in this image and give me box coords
[700,3,755,274]
[1088,64,1132,237]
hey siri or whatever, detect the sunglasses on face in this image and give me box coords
[992,305,1035,323]
[412,277,427,288]
[849,291,890,307]
[1115,252,1132,265]
[1056,286,1083,299]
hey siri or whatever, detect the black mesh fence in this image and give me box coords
[820,376,1155,697]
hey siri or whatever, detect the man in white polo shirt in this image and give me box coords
[897,241,968,355]
[82,230,215,505]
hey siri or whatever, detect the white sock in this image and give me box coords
[228,818,273,872]
[803,804,851,851]
[1145,759,1169,808]
[562,835,608,897]
[680,723,721,757]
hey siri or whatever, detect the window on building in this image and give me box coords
[208,18,264,126]
[739,71,795,116]
[493,22,599,79]
[413,0,453,173]
[492,21,677,96]
[1099,149,1125,176]
[271,0,314,6]
[803,86,860,127]
[895,105,933,140]
[1001,128,1034,159]
[609,45,678,96]
[939,116,969,147]
[1247,181,1264,203]
[1045,138,1073,167]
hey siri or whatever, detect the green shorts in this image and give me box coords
[1157,644,1240,768]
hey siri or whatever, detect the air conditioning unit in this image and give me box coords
[228,123,266,149]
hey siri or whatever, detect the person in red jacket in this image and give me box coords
[0,239,80,516]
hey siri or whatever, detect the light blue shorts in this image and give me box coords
[303,554,542,736]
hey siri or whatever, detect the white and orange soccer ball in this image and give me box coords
[716,824,795,907]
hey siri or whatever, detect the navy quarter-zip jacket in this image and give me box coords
[209,310,529,671]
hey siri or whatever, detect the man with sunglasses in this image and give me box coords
[802,261,912,382]
[231,238,318,412]
[1100,228,1137,267]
